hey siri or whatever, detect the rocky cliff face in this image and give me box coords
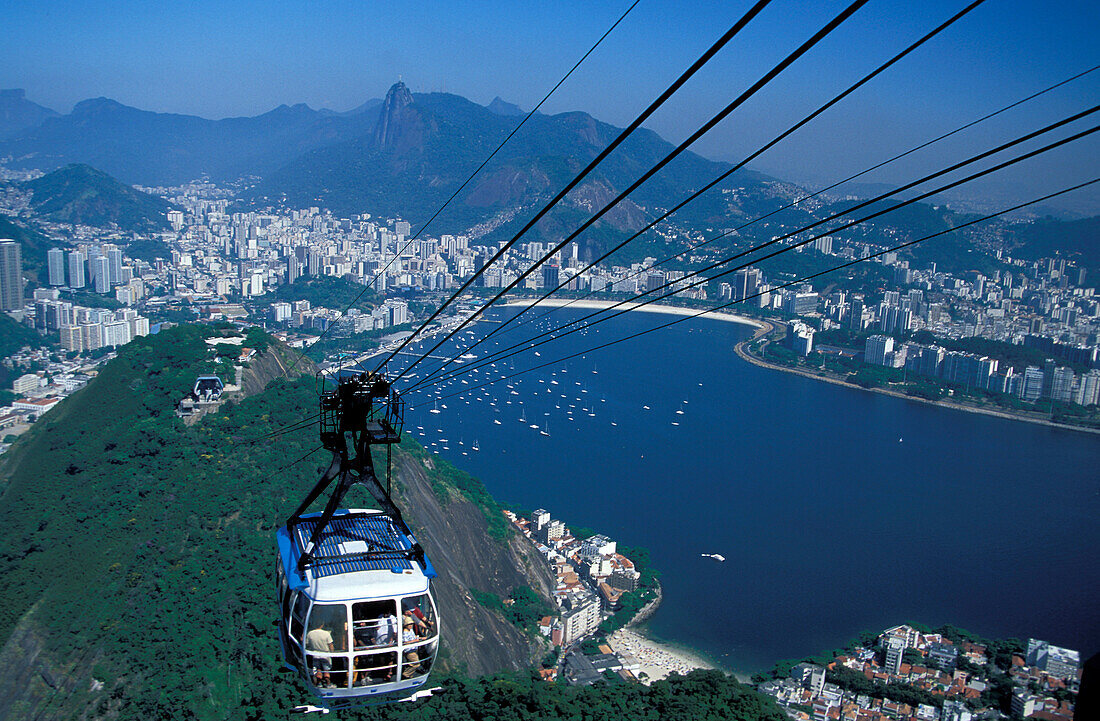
[371,81,434,157]
[238,343,312,397]
[0,609,110,721]
[392,449,557,676]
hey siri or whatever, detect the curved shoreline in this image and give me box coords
[626,582,663,628]
[504,298,1096,435]
[502,297,763,329]
[734,320,1100,436]
[606,583,725,683]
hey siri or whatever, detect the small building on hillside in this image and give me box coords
[177,375,225,418]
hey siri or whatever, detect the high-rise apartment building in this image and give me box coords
[849,296,867,330]
[1026,639,1080,680]
[732,267,761,301]
[1050,366,1076,403]
[93,256,111,294]
[864,335,894,366]
[537,519,565,546]
[68,250,86,289]
[786,320,815,356]
[47,248,66,286]
[0,240,23,311]
[918,346,945,377]
[1020,366,1044,402]
[531,509,550,532]
[884,637,906,675]
[786,291,819,316]
[1076,370,1100,406]
[560,592,601,646]
[107,247,123,285]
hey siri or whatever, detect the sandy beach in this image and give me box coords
[504,297,763,329]
[607,627,716,684]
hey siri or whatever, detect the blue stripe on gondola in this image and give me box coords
[293,514,414,577]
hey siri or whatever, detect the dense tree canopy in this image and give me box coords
[0,325,785,720]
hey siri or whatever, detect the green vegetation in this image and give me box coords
[826,664,941,708]
[61,287,124,310]
[207,342,241,381]
[0,312,45,359]
[850,364,905,389]
[761,340,802,368]
[243,326,270,352]
[0,314,51,390]
[126,236,172,262]
[407,299,436,318]
[815,200,1004,276]
[470,586,554,635]
[580,636,608,656]
[22,163,175,231]
[0,325,328,718]
[350,668,785,721]
[1005,215,1100,285]
[599,545,660,635]
[260,275,379,312]
[902,648,924,666]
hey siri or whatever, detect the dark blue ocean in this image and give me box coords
[387,305,1100,673]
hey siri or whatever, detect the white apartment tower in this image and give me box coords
[47,248,66,286]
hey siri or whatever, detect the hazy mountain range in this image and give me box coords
[2,83,1094,271]
[0,83,771,246]
[0,92,381,186]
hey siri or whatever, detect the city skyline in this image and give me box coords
[2,0,1098,213]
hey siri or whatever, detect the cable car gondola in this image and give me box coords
[275,373,439,708]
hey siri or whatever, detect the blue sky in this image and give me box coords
[2,0,1098,213]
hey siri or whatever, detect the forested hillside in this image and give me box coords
[352,668,785,721]
[0,325,782,720]
[22,163,177,232]
[0,326,546,719]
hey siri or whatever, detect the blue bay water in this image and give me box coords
[392,305,1100,673]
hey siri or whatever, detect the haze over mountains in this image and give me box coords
[0,92,381,186]
[3,82,1094,262]
[0,89,58,140]
[0,82,770,243]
